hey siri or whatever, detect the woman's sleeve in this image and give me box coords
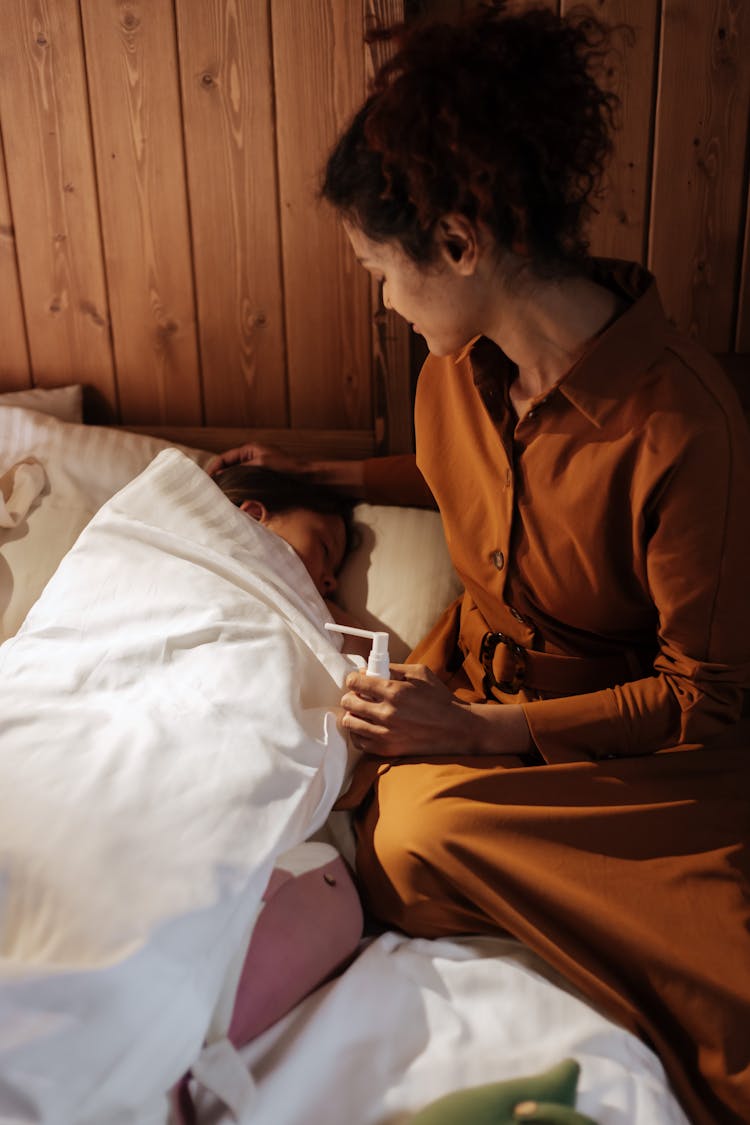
[361,454,437,508]
[521,409,750,764]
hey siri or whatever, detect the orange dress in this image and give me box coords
[351,260,750,1125]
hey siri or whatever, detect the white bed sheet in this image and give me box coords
[194,933,689,1125]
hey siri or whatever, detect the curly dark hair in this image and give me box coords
[321,2,619,273]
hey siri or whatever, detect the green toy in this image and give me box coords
[408,1059,599,1124]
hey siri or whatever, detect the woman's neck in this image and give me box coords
[485,267,626,403]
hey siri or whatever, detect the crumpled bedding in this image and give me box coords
[0,448,353,1123]
[194,932,691,1125]
[0,457,46,528]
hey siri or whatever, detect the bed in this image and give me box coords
[0,387,692,1125]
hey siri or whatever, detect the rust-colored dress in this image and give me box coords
[348,261,750,1124]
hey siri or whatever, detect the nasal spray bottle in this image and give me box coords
[324,622,390,678]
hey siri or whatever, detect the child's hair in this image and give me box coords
[321,1,619,275]
[214,465,357,554]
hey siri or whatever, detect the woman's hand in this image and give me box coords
[206,442,310,478]
[206,444,367,498]
[340,663,532,758]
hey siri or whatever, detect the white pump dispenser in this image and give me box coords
[324,622,391,679]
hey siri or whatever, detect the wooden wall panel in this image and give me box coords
[175,0,287,428]
[0,0,747,441]
[272,0,373,431]
[366,0,413,454]
[736,183,750,352]
[648,0,750,351]
[0,129,31,390]
[80,0,202,425]
[0,0,116,411]
[562,0,658,263]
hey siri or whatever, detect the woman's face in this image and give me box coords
[261,508,347,597]
[344,221,484,357]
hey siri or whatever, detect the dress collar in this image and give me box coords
[455,259,670,429]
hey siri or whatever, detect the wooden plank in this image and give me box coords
[272,0,373,431]
[0,127,31,390]
[80,0,202,425]
[561,0,658,263]
[736,177,750,351]
[121,425,376,459]
[0,0,116,411]
[648,0,750,350]
[365,0,412,454]
[175,0,287,428]
[716,353,750,413]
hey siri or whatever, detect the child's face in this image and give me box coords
[263,508,347,597]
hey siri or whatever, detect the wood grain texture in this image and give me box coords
[0,128,31,389]
[176,0,288,428]
[0,0,115,408]
[648,0,750,349]
[80,0,202,424]
[272,0,373,430]
[122,424,375,458]
[561,0,658,263]
[365,0,412,454]
[735,178,750,352]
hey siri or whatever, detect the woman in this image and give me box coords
[209,6,750,1122]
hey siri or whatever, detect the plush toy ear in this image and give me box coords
[408,1059,594,1125]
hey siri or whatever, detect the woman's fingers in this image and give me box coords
[338,662,476,758]
[206,442,310,478]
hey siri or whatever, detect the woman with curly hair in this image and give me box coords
[209,5,750,1121]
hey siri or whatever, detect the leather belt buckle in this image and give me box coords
[479,630,526,696]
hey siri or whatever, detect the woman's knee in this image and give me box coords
[354,765,467,932]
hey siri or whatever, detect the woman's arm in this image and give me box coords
[206,443,435,508]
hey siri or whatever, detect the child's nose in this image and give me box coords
[321,571,337,595]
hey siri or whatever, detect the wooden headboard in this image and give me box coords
[0,0,748,453]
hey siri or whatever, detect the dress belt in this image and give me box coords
[459,612,640,699]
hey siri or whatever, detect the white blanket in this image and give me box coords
[0,449,352,1123]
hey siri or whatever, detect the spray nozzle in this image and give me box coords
[324,622,391,679]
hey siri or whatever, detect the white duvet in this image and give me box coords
[0,449,352,1123]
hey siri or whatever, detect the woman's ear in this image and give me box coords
[435,214,480,275]
[240,499,269,523]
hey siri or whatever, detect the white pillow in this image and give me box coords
[0,408,462,655]
[0,407,211,642]
[0,384,83,422]
[337,503,462,661]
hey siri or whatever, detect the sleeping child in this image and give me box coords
[213,463,371,660]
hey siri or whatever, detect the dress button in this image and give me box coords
[491,550,505,571]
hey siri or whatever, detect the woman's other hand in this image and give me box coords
[206,442,310,478]
[340,663,532,758]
